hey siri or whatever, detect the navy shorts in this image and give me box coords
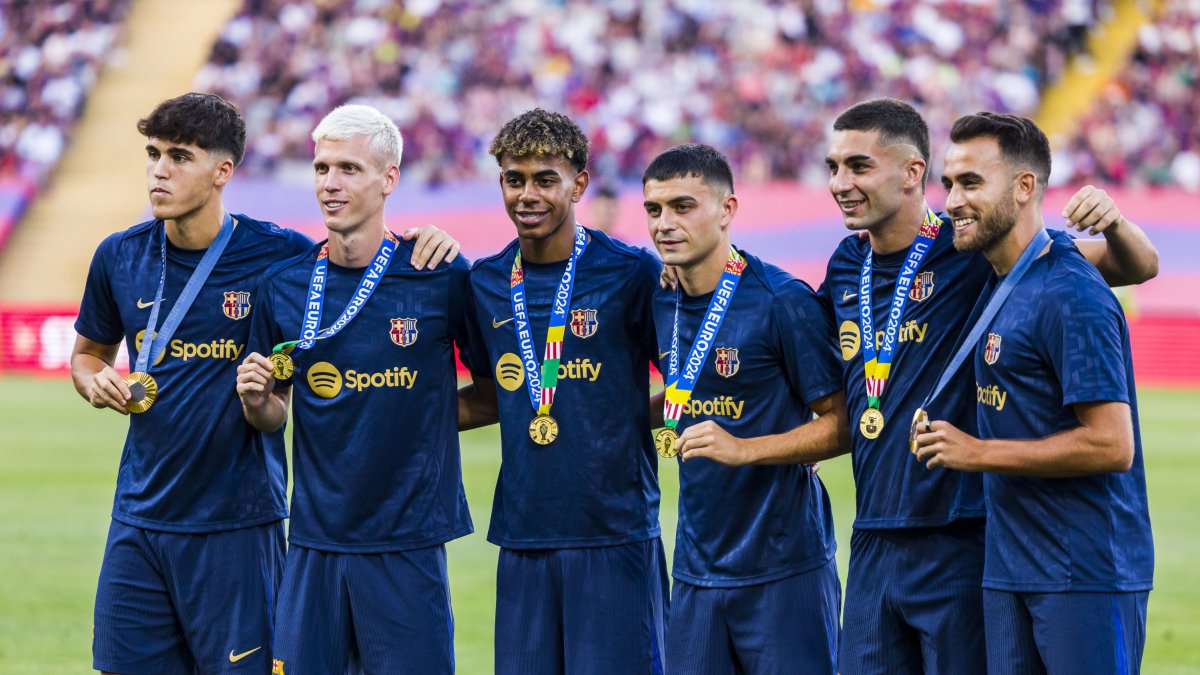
[984,588,1149,674]
[272,544,454,674]
[494,538,668,675]
[839,520,986,675]
[92,518,284,674]
[666,557,841,675]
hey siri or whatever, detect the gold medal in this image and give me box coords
[529,414,559,445]
[124,372,158,414]
[655,428,680,459]
[268,352,294,381]
[910,407,929,454]
[859,408,884,439]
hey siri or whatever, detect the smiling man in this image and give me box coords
[644,143,848,674]
[914,113,1153,674]
[236,104,472,674]
[457,108,667,674]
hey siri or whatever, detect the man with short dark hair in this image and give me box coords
[458,108,667,674]
[914,112,1153,674]
[643,143,848,674]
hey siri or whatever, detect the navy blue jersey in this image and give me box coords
[822,218,990,529]
[653,251,841,587]
[461,228,661,549]
[974,236,1153,593]
[249,238,473,553]
[75,215,311,533]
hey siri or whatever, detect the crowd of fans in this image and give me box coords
[1057,0,1200,190]
[194,0,1090,187]
[0,0,130,182]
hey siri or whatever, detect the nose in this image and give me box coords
[321,169,341,193]
[152,155,169,179]
[829,165,851,195]
[518,181,539,204]
[944,183,965,213]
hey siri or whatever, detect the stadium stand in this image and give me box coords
[1058,0,1200,190]
[194,0,1088,186]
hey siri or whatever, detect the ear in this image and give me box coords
[1013,170,1038,205]
[904,157,927,190]
[572,169,590,203]
[212,156,236,189]
[381,163,400,196]
[720,193,739,229]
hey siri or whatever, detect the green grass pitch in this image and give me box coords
[0,376,1196,673]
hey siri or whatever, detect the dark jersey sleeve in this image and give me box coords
[772,278,842,406]
[458,270,492,379]
[248,272,289,389]
[1041,273,1130,407]
[74,234,124,345]
[446,258,475,369]
[633,250,662,374]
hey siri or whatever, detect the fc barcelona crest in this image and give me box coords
[222,291,251,320]
[570,309,599,339]
[908,271,935,302]
[984,332,1002,365]
[390,317,418,347]
[715,347,740,378]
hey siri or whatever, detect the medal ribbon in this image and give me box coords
[920,227,1052,410]
[509,224,587,415]
[135,212,235,372]
[662,247,746,430]
[859,208,941,410]
[272,230,399,356]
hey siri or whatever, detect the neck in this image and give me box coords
[984,212,1044,275]
[164,199,226,250]
[520,218,579,264]
[677,236,732,296]
[328,226,386,267]
[866,199,928,255]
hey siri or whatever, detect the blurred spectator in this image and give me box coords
[196,0,1080,187]
[587,184,620,234]
[1060,0,1199,190]
[0,0,130,182]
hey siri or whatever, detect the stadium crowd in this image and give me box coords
[194,0,1092,186]
[0,0,130,181]
[1058,0,1200,190]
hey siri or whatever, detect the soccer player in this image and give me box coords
[235,104,471,674]
[643,143,848,673]
[914,112,1152,674]
[457,109,667,674]
[72,93,458,675]
[817,99,1157,674]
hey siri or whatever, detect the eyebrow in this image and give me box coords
[147,144,195,158]
[643,195,698,208]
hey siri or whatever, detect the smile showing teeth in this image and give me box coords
[325,201,346,209]
[840,200,864,209]
[953,217,976,228]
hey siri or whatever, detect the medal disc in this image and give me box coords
[909,407,929,454]
[858,408,884,439]
[268,352,295,381]
[124,372,158,414]
[528,414,559,445]
[655,428,680,459]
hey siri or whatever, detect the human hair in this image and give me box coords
[489,108,589,173]
[833,98,930,187]
[311,104,404,168]
[949,112,1052,188]
[137,92,246,165]
[641,143,734,194]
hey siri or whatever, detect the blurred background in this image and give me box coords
[0,0,1197,672]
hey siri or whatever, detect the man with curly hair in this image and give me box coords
[457,108,667,674]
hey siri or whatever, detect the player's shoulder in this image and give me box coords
[830,231,869,266]
[232,213,313,254]
[262,240,323,281]
[470,238,519,276]
[742,249,817,299]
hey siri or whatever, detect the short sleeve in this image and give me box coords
[1042,276,1130,407]
[248,274,288,387]
[772,279,842,407]
[457,269,492,379]
[74,235,124,345]
[633,250,662,373]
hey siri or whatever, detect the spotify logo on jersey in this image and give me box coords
[307,362,343,398]
[839,321,861,361]
[495,353,525,392]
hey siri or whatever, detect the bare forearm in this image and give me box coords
[70,352,111,400]
[973,426,1132,477]
[458,384,499,431]
[742,412,849,465]
[242,392,289,433]
[1097,217,1159,286]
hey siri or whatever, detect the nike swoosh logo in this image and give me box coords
[842,290,857,301]
[492,317,514,328]
[229,647,262,663]
[137,298,155,309]
[659,351,670,360]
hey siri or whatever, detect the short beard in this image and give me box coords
[953,195,1017,254]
